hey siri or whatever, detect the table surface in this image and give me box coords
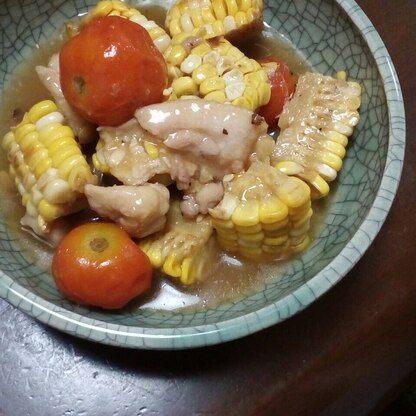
[1,1,415,415]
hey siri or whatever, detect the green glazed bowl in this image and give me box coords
[0,0,405,349]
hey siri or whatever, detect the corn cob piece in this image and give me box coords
[81,0,172,54]
[2,100,98,235]
[164,34,271,110]
[272,71,361,199]
[165,0,263,40]
[209,162,312,259]
[138,201,213,285]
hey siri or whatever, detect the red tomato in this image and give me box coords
[52,222,152,309]
[59,16,168,126]
[258,56,297,128]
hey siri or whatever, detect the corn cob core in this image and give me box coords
[272,71,361,199]
[165,0,263,40]
[2,100,97,235]
[164,34,271,110]
[139,201,213,285]
[82,0,172,54]
[209,162,312,259]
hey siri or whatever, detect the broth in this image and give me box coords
[0,8,316,311]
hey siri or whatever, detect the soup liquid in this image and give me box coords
[0,10,314,311]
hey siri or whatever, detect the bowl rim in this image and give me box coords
[0,0,406,349]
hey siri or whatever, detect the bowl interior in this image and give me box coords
[0,0,402,348]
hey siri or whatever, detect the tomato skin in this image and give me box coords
[258,56,297,128]
[60,16,168,126]
[52,222,152,309]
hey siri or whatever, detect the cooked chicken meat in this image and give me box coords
[84,183,170,238]
[135,99,269,188]
[36,54,96,144]
[96,119,170,185]
[180,182,224,218]
[94,100,270,217]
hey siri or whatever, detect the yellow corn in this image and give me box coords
[166,0,263,39]
[139,201,213,284]
[82,0,172,54]
[92,138,111,174]
[272,71,361,199]
[209,162,311,259]
[2,100,98,235]
[164,35,270,110]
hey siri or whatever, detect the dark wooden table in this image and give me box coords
[1,1,415,415]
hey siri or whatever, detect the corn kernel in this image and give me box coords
[204,90,227,102]
[91,0,113,17]
[181,54,203,74]
[192,63,218,84]
[163,255,183,278]
[211,20,225,36]
[172,76,199,96]
[225,0,238,15]
[201,7,216,23]
[231,200,259,227]
[192,42,213,57]
[259,196,288,224]
[188,10,203,28]
[264,235,289,246]
[37,199,65,222]
[57,154,86,180]
[144,141,160,159]
[240,0,252,12]
[275,161,304,176]
[277,177,310,209]
[28,100,57,123]
[223,15,237,32]
[318,150,343,171]
[235,11,248,27]
[180,257,196,284]
[166,44,189,66]
[238,230,264,243]
[212,0,226,19]
[200,75,226,95]
[13,122,34,143]
[307,174,330,199]
[232,96,251,109]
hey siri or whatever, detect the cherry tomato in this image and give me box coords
[52,222,152,309]
[258,56,297,128]
[59,16,168,126]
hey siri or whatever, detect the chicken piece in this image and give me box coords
[135,99,268,189]
[94,119,171,185]
[84,183,170,238]
[95,99,269,188]
[180,182,224,218]
[36,54,97,144]
[93,100,269,217]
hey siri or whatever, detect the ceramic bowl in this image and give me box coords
[0,0,405,349]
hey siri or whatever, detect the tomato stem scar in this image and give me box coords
[90,237,109,253]
[73,75,86,94]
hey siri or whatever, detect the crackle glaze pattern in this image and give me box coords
[0,0,405,349]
